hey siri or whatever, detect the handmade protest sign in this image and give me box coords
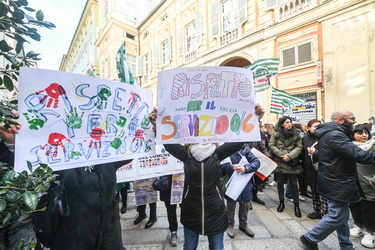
[15,68,154,172]
[156,66,260,144]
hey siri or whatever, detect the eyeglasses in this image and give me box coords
[343,117,356,121]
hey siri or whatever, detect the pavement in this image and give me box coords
[120,184,365,250]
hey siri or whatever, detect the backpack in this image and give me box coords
[32,180,70,249]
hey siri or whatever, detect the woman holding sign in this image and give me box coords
[269,116,303,218]
[220,144,260,239]
[149,105,264,250]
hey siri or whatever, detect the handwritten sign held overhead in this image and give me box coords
[156,67,261,144]
[15,68,155,172]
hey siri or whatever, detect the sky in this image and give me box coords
[24,0,87,71]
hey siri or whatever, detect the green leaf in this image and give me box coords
[26,50,39,58]
[27,161,33,172]
[27,31,41,41]
[0,189,8,194]
[3,75,14,92]
[33,166,45,177]
[24,7,35,12]
[36,10,44,21]
[0,40,11,52]
[18,0,29,7]
[9,17,24,24]
[25,14,34,21]
[34,184,48,193]
[0,199,6,212]
[12,11,25,20]
[16,239,25,250]
[6,190,22,203]
[16,170,28,184]
[0,3,8,17]
[2,213,11,227]
[2,170,16,183]
[28,20,56,29]
[22,191,38,210]
[15,40,24,54]
[14,33,28,43]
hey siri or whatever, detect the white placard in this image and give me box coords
[251,148,277,180]
[225,155,253,201]
[16,68,155,172]
[156,66,261,144]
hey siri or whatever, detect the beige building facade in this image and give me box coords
[61,0,375,124]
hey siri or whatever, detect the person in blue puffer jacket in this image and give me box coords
[220,144,260,239]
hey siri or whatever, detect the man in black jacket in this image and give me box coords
[300,110,375,250]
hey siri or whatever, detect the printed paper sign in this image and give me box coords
[15,68,155,172]
[170,173,185,205]
[156,66,260,144]
[116,144,184,182]
[251,148,277,180]
[134,178,158,206]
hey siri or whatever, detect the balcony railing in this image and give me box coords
[123,16,139,27]
[276,0,318,22]
[184,50,197,63]
[220,28,239,47]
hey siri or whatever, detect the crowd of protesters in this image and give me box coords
[1,106,375,250]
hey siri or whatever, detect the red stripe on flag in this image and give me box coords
[270,104,283,108]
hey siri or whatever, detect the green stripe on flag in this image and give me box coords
[116,42,135,85]
[270,87,306,115]
[244,58,280,93]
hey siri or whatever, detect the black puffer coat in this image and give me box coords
[164,142,243,235]
[315,122,375,203]
[52,160,131,250]
[302,131,319,188]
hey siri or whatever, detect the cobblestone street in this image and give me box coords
[120,185,365,250]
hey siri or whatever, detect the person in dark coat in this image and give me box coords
[220,144,260,239]
[301,119,327,219]
[164,142,243,250]
[50,160,131,250]
[300,110,375,250]
[149,104,264,250]
[269,116,303,218]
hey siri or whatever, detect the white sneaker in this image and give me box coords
[285,196,304,203]
[350,225,363,238]
[361,232,375,248]
[269,181,277,186]
[285,196,294,202]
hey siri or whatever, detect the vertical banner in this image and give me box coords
[15,68,154,172]
[134,178,158,206]
[156,66,260,144]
